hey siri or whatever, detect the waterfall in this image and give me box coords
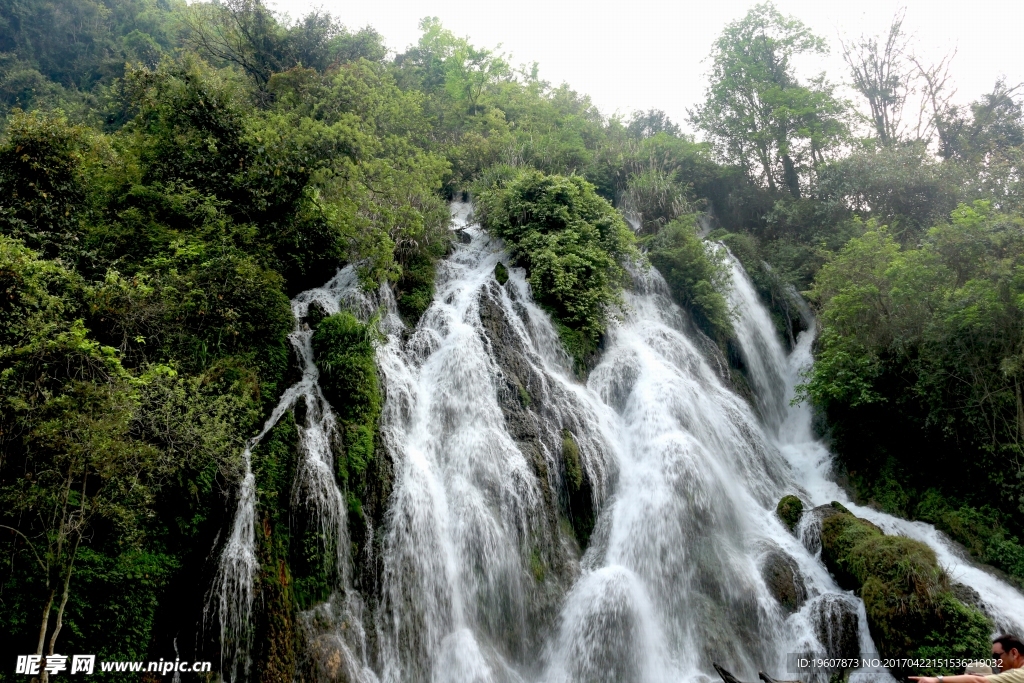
[212,202,1024,682]
[367,204,896,683]
[206,267,374,683]
[734,261,1024,635]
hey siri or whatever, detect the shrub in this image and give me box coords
[645,214,733,342]
[477,169,637,373]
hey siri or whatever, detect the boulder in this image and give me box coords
[810,594,860,661]
[760,549,807,613]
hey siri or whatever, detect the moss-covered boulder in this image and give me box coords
[761,549,807,613]
[814,502,992,675]
[776,495,804,531]
[312,312,381,489]
[311,311,392,587]
[494,261,509,285]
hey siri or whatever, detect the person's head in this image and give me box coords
[993,635,1024,671]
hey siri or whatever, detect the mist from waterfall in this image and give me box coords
[212,202,1024,682]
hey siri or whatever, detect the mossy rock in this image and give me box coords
[561,431,595,548]
[396,252,439,324]
[562,430,583,493]
[776,495,804,531]
[494,261,509,285]
[816,503,992,674]
[811,595,860,661]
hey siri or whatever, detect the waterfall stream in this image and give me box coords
[211,203,1024,682]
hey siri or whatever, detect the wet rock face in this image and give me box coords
[952,582,983,611]
[811,594,860,661]
[761,549,808,613]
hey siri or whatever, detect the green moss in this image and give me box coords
[494,261,509,285]
[529,547,546,582]
[817,505,992,674]
[559,430,595,548]
[776,495,804,531]
[517,383,531,408]
[396,254,436,323]
[310,310,393,578]
[396,239,449,325]
[914,490,1024,586]
[312,312,382,486]
[555,321,601,377]
[250,413,299,680]
[562,430,583,492]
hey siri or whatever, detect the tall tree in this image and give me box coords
[838,9,914,146]
[691,2,848,198]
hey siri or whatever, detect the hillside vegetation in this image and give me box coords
[1,0,1022,676]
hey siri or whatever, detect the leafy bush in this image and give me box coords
[477,169,637,372]
[645,214,733,342]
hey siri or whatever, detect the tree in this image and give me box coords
[838,9,914,146]
[936,80,1024,164]
[692,2,849,198]
[183,0,286,94]
[627,109,681,139]
[0,237,167,679]
[405,17,512,116]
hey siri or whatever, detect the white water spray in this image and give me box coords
[211,203,1024,683]
[207,267,376,682]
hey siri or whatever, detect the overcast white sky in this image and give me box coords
[268,0,1024,135]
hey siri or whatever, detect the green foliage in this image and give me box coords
[0,0,183,116]
[691,2,849,197]
[776,495,803,531]
[914,491,1024,586]
[645,214,733,342]
[804,203,1024,580]
[0,110,88,260]
[3,0,1023,673]
[312,312,381,487]
[818,143,964,240]
[477,169,637,372]
[818,506,992,673]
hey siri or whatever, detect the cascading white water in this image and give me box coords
[207,268,369,683]
[366,205,1024,682]
[730,258,1024,636]
[372,204,619,683]
[215,202,1024,683]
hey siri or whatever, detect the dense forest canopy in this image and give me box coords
[1,0,1022,677]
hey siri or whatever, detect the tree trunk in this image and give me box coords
[782,153,801,198]
[36,589,54,683]
[36,588,54,656]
